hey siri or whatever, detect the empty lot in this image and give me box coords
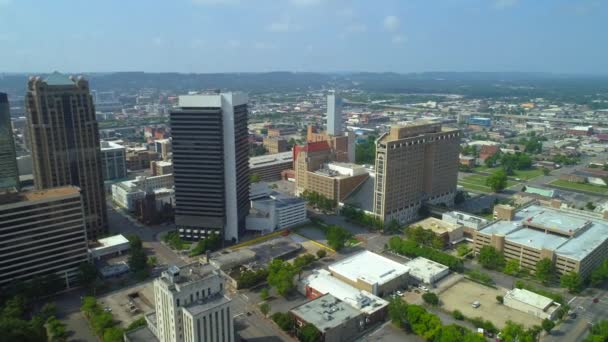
[440,279,541,329]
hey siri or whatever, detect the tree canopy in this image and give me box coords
[478,246,505,270]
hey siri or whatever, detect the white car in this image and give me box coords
[419,285,429,292]
[472,301,481,308]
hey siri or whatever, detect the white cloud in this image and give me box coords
[383,15,400,32]
[392,34,406,45]
[494,0,518,10]
[191,0,238,5]
[266,15,293,32]
[290,0,322,7]
[153,37,163,46]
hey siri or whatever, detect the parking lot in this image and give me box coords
[440,278,542,329]
[98,281,155,328]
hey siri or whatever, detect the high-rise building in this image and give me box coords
[327,92,342,136]
[125,263,234,342]
[100,141,127,181]
[374,121,460,225]
[0,93,20,191]
[25,73,108,239]
[0,186,89,288]
[171,92,249,242]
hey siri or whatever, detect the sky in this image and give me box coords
[0,0,606,74]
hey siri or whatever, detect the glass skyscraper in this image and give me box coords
[0,93,20,191]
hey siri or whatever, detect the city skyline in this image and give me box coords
[0,0,607,74]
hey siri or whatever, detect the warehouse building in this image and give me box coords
[328,250,409,296]
[474,204,608,278]
[503,288,561,320]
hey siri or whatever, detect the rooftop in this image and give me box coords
[124,326,159,342]
[100,141,125,150]
[0,186,80,205]
[414,217,461,234]
[302,269,388,315]
[505,288,554,311]
[43,72,77,86]
[160,262,219,286]
[250,151,293,168]
[183,295,231,317]
[291,294,362,332]
[405,257,450,278]
[328,250,409,286]
[91,234,130,250]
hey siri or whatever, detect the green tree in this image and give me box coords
[259,303,270,317]
[496,295,504,304]
[486,169,508,192]
[126,317,146,331]
[260,288,270,301]
[77,262,99,288]
[452,310,464,320]
[81,297,99,318]
[46,316,67,341]
[39,302,57,321]
[542,318,555,334]
[102,327,124,342]
[503,259,521,276]
[325,225,351,251]
[299,323,321,342]
[422,292,439,306]
[386,219,401,233]
[90,311,114,336]
[560,272,583,293]
[542,167,550,175]
[585,320,608,341]
[388,297,408,327]
[500,320,537,342]
[271,312,294,332]
[250,173,261,183]
[316,249,327,259]
[478,246,505,270]
[457,244,471,257]
[590,260,608,286]
[267,259,297,297]
[355,135,377,165]
[535,258,554,283]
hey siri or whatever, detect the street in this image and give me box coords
[544,289,608,342]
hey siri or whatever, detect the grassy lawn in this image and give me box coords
[549,180,608,195]
[459,174,519,193]
[474,166,545,180]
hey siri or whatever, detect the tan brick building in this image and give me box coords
[373,121,460,225]
[262,136,289,154]
[307,126,355,163]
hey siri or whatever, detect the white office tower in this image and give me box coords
[132,263,234,342]
[171,92,249,242]
[327,92,342,136]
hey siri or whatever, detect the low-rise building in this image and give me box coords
[442,211,489,239]
[290,294,366,342]
[405,257,450,285]
[246,191,307,233]
[112,174,174,211]
[154,138,172,160]
[328,250,409,296]
[263,136,289,154]
[301,162,369,202]
[249,152,293,182]
[503,288,561,320]
[89,234,130,260]
[412,217,464,246]
[151,160,174,176]
[300,269,388,324]
[126,147,159,171]
[474,204,608,278]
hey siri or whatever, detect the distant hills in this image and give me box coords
[1,72,607,101]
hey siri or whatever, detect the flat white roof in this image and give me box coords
[328,250,409,286]
[302,269,388,315]
[505,288,554,311]
[94,234,130,250]
[405,257,449,279]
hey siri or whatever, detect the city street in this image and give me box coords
[545,289,608,342]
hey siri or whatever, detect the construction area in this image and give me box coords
[438,278,542,329]
[98,282,155,328]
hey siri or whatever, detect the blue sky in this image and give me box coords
[0,0,606,73]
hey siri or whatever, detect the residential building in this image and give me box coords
[404,257,450,285]
[263,136,289,154]
[125,262,234,342]
[171,92,249,242]
[503,288,561,320]
[290,294,365,342]
[328,250,410,296]
[300,269,388,324]
[0,93,20,191]
[479,145,500,162]
[100,141,127,181]
[327,92,342,136]
[0,186,88,288]
[126,147,159,171]
[473,204,608,278]
[151,160,174,176]
[374,121,460,225]
[249,152,293,182]
[25,73,107,239]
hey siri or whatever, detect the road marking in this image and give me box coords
[568,296,578,305]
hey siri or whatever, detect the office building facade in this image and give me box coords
[25,73,108,239]
[327,92,342,136]
[100,141,127,181]
[0,93,20,191]
[171,92,249,242]
[0,186,89,288]
[374,121,460,225]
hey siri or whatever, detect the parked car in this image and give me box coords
[472,301,481,308]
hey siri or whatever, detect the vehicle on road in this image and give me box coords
[472,301,480,308]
